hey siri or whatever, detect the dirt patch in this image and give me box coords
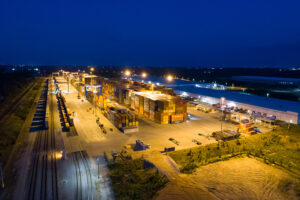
[156,157,298,200]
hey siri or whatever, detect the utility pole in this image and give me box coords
[97,157,100,179]
[67,77,69,93]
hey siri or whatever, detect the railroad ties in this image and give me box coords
[26,79,58,200]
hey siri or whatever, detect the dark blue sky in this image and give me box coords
[1,0,300,67]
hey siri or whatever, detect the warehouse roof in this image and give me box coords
[174,86,300,113]
[133,91,178,101]
[132,76,300,114]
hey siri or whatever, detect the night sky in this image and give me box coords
[1,0,300,67]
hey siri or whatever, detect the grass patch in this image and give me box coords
[169,125,300,195]
[0,78,43,164]
[108,158,168,200]
[169,125,300,176]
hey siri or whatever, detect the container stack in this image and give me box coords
[106,106,138,132]
[131,91,187,124]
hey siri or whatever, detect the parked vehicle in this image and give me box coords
[169,138,179,145]
[164,147,175,152]
[192,139,202,145]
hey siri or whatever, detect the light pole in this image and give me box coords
[288,119,293,129]
[67,76,69,93]
[220,97,225,132]
[93,89,99,116]
[90,67,94,75]
[97,157,100,179]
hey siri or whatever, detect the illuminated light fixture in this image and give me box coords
[148,81,152,84]
[221,97,225,104]
[141,72,147,78]
[156,82,160,85]
[228,102,236,107]
[166,75,173,81]
[181,92,188,97]
[124,70,131,76]
[56,151,63,159]
[90,67,94,72]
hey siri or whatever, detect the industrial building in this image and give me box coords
[174,87,300,124]
[131,75,300,124]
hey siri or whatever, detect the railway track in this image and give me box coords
[49,83,58,200]
[26,79,58,200]
[72,150,93,200]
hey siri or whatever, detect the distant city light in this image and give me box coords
[148,81,152,84]
[156,82,160,85]
[141,72,147,78]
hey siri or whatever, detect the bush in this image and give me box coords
[109,158,168,200]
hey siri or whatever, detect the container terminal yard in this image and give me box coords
[1,69,296,200]
[2,1,300,198]
[3,69,286,200]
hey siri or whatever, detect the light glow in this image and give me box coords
[166,75,173,81]
[124,70,131,76]
[141,72,147,78]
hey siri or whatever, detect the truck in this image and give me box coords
[164,147,175,152]
[136,140,150,151]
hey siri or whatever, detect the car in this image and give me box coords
[103,130,107,134]
[110,128,113,131]
[169,138,179,145]
[198,133,204,136]
[100,124,104,127]
[192,139,202,145]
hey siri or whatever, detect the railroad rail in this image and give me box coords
[72,149,93,200]
[26,79,58,200]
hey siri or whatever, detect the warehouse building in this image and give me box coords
[174,86,300,124]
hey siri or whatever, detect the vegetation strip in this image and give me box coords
[108,158,168,200]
